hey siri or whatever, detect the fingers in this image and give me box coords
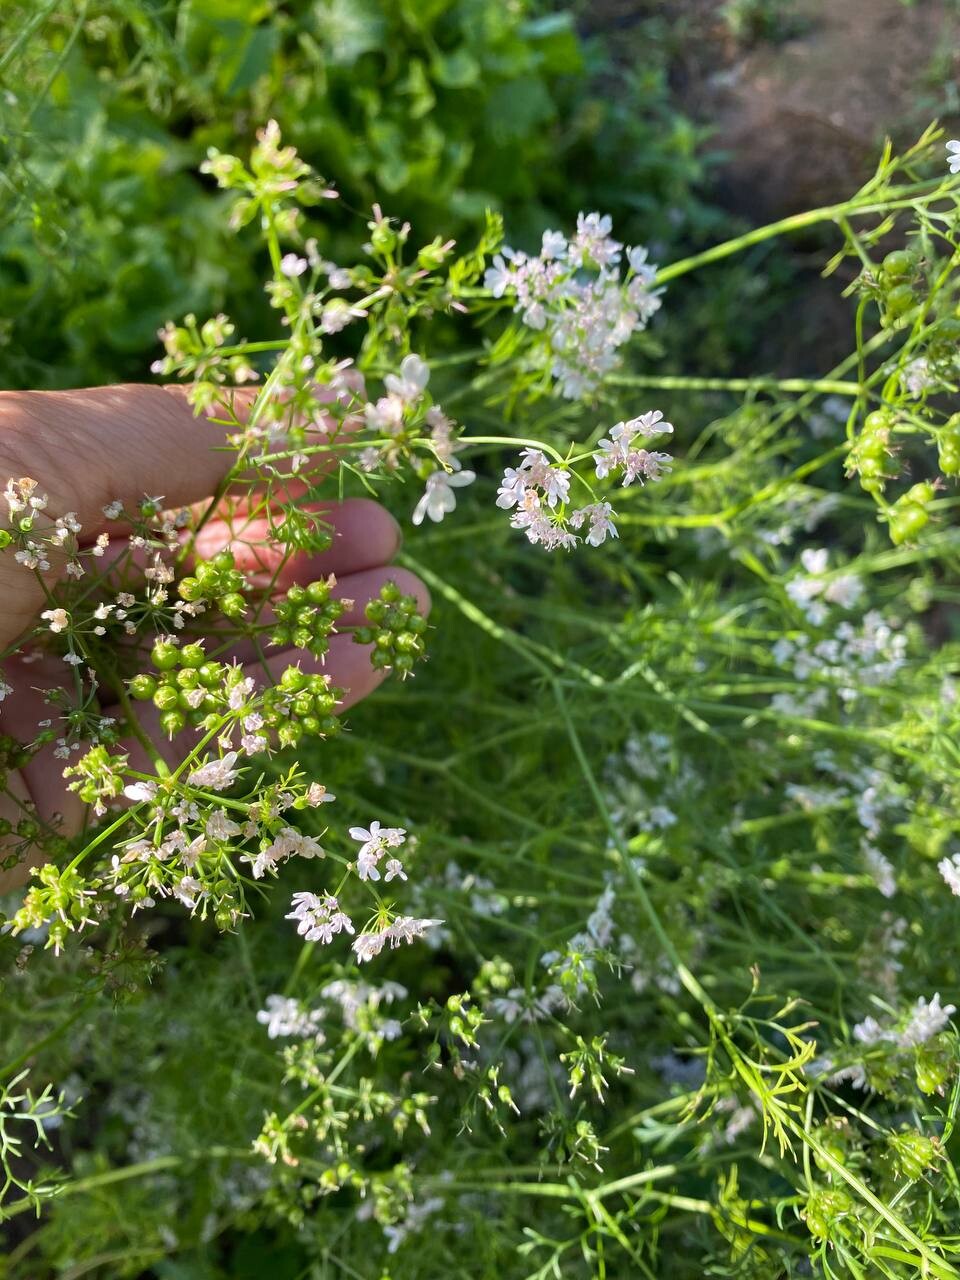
[0,385,255,533]
[190,498,402,588]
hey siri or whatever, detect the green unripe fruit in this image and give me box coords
[371,649,391,670]
[160,709,186,737]
[153,684,181,711]
[180,643,205,668]
[395,632,419,653]
[884,283,916,320]
[916,1054,950,1095]
[300,715,321,736]
[939,436,960,476]
[890,504,929,545]
[291,694,314,717]
[151,641,179,671]
[355,626,375,645]
[376,631,393,648]
[380,580,401,603]
[177,577,203,602]
[408,614,427,634]
[219,592,246,619]
[129,674,157,700]
[0,530,12,549]
[905,481,936,507]
[369,221,398,254]
[195,562,216,584]
[863,409,893,434]
[198,663,221,689]
[176,668,200,690]
[213,551,236,572]
[280,667,306,692]
[882,249,913,278]
[889,1131,938,1180]
[215,909,234,931]
[365,601,386,623]
[393,653,415,673]
[306,580,330,605]
[286,584,306,605]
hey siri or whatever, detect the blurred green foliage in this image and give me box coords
[0,0,717,388]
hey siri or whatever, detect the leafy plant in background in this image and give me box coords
[0,0,714,389]
[4,109,960,1280]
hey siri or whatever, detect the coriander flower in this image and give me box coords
[948,139,960,174]
[257,994,325,1041]
[899,993,956,1046]
[188,751,240,792]
[593,413,674,486]
[41,608,69,633]
[279,253,308,278]
[286,891,354,944]
[385,354,429,403]
[352,915,443,963]
[305,783,335,806]
[173,876,203,910]
[412,465,476,526]
[483,252,515,297]
[569,503,618,547]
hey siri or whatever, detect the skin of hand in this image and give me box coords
[0,384,428,892]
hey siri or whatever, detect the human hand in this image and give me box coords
[0,384,427,890]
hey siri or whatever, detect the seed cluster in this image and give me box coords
[271,579,346,657]
[354,581,427,674]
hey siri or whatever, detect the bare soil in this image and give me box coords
[585,0,960,373]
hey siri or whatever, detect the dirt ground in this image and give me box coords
[674,0,960,219]
[587,0,960,372]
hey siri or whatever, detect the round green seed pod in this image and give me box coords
[129,674,158,701]
[151,641,180,671]
[153,684,181,712]
[160,709,187,737]
[219,592,247,619]
[179,643,206,668]
[882,249,913,278]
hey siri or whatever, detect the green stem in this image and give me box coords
[656,183,942,284]
[607,375,862,396]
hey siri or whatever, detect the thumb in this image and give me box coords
[0,384,252,649]
[0,384,253,531]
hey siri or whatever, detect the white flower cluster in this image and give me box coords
[593,411,673,486]
[483,214,663,399]
[286,818,440,963]
[812,992,956,1090]
[948,139,960,175]
[496,448,615,551]
[256,994,325,1042]
[349,819,407,882]
[355,353,477,528]
[785,547,864,626]
[604,731,695,839]
[771,611,907,712]
[322,978,407,1048]
[853,993,956,1050]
